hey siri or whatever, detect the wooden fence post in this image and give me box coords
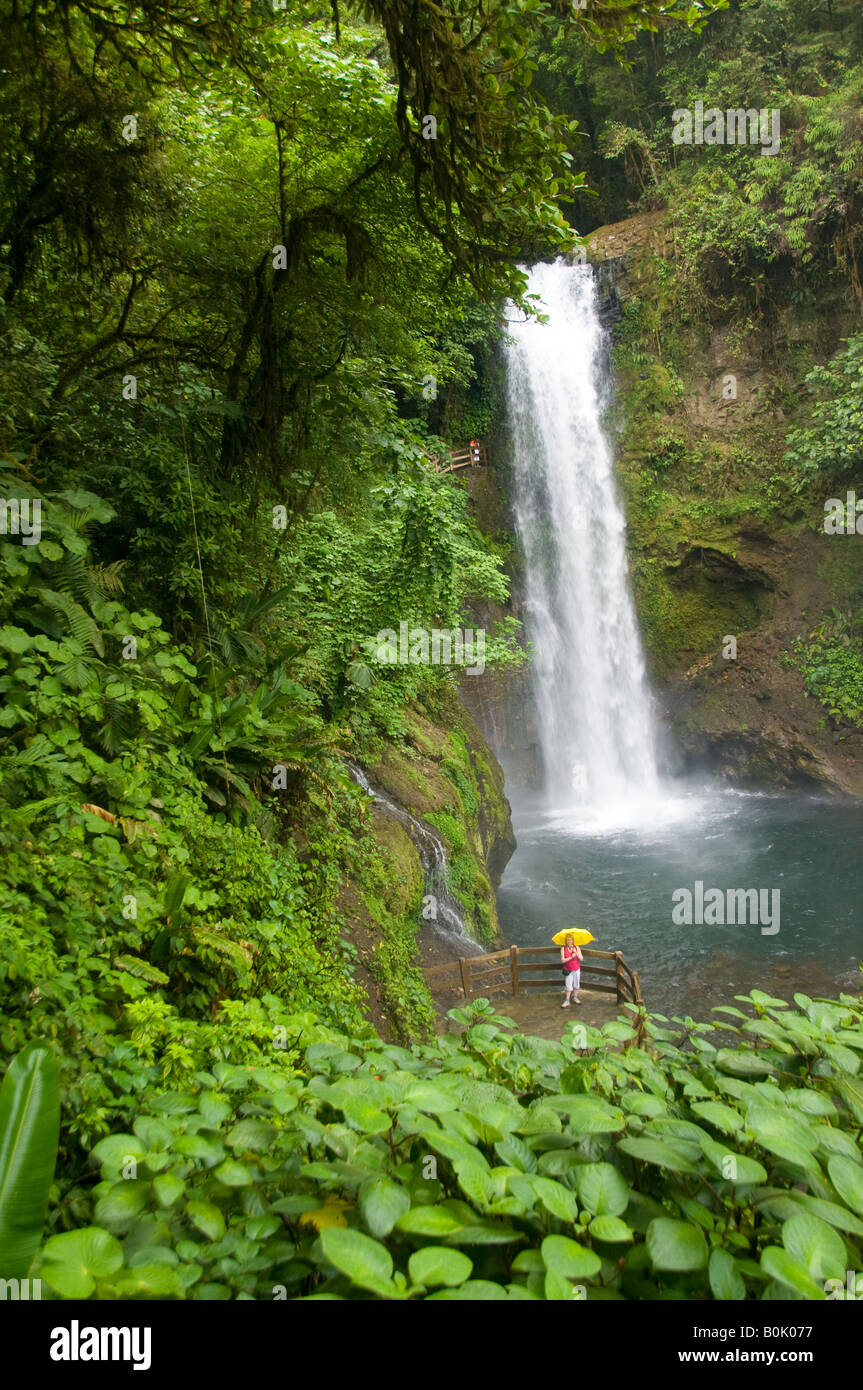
[459,957,471,1001]
[615,952,625,1004]
[511,945,519,997]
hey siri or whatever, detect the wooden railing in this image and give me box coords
[423,945,643,1009]
[429,443,489,475]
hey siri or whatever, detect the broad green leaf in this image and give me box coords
[494,1136,536,1173]
[41,1227,123,1298]
[456,1162,496,1208]
[646,1218,708,1272]
[226,1119,277,1152]
[112,955,169,985]
[541,1234,601,1280]
[187,1200,225,1242]
[213,1160,253,1187]
[532,1176,579,1222]
[753,1133,822,1173]
[113,1265,185,1298]
[691,1100,743,1136]
[589,1215,632,1243]
[781,1213,846,1281]
[699,1136,767,1185]
[576,1162,630,1216]
[827,1155,863,1216]
[94,1183,148,1230]
[816,1127,861,1162]
[426,1130,488,1167]
[756,1189,863,1238]
[172,1133,226,1164]
[760,1246,825,1299]
[244,1215,279,1241]
[787,1091,835,1118]
[746,1102,819,1152]
[402,1081,459,1114]
[832,1077,863,1125]
[617,1136,698,1173]
[396,1206,463,1237]
[551,1096,625,1134]
[443,1222,521,1246]
[0,1042,60,1279]
[153,1172,186,1208]
[426,1279,508,1300]
[708,1248,746,1300]
[620,1093,666,1117]
[358,1176,410,1237]
[340,1097,392,1134]
[408,1246,472,1288]
[320,1227,397,1297]
[466,1101,523,1138]
[133,1117,173,1151]
[544,1268,576,1301]
[715,1049,776,1077]
[199,1094,232,1128]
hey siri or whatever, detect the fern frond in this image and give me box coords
[56,656,99,689]
[189,926,253,971]
[36,587,104,656]
[113,955,170,985]
[93,561,125,595]
[98,699,137,755]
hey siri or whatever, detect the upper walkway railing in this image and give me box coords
[429,442,489,475]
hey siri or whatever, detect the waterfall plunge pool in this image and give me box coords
[496,785,862,1019]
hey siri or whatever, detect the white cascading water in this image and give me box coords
[505,259,662,823]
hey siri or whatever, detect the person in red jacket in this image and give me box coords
[560,933,583,1007]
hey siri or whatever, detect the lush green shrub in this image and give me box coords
[785,334,863,482]
[789,610,863,726]
[28,989,863,1300]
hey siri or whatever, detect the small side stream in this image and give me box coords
[347,762,483,954]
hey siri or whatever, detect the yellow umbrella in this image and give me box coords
[552,929,594,946]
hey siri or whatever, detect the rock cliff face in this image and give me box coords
[341,685,516,1039]
[585,212,863,796]
[369,688,516,940]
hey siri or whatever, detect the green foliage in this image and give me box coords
[785,334,863,481]
[0,488,386,1143]
[790,609,863,726]
[0,1042,60,1280]
[26,990,863,1300]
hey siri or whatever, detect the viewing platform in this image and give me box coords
[423,945,645,1041]
[429,441,490,474]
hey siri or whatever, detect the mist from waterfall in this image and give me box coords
[505,259,663,826]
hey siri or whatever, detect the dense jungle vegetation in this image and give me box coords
[1,0,862,1303]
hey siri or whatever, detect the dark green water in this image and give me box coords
[497,786,862,1018]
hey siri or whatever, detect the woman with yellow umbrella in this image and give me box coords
[552,929,594,1008]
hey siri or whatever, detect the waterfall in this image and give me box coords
[347,762,483,952]
[504,260,661,821]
